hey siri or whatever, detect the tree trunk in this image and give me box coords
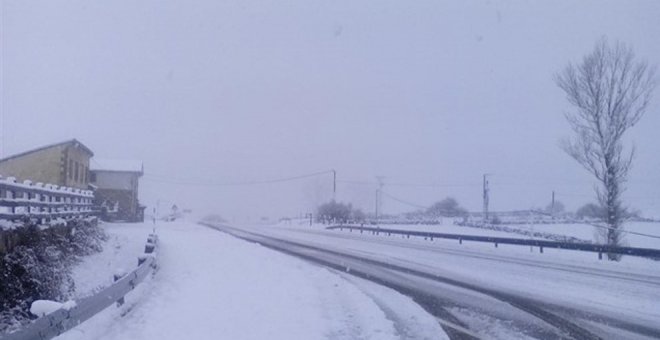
[604,166,622,261]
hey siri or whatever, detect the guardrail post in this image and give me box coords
[494,242,498,248]
[539,246,544,254]
[114,274,125,306]
[145,243,155,253]
[459,238,462,244]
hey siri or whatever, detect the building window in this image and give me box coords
[75,162,79,182]
[69,159,74,180]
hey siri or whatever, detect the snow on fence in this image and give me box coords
[328,225,660,260]
[0,176,94,222]
[0,233,159,340]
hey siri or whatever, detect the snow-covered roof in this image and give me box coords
[90,159,143,173]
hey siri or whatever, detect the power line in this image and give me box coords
[380,190,429,210]
[142,170,335,187]
[585,222,660,240]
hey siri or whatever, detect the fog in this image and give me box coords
[2,0,659,220]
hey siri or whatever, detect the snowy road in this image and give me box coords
[56,221,446,340]
[205,223,660,340]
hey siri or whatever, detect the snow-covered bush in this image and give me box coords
[0,220,107,333]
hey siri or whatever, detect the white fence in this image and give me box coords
[0,176,94,221]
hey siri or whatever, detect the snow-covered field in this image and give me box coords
[56,220,446,340]
[282,219,660,249]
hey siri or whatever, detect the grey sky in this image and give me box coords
[2,0,660,220]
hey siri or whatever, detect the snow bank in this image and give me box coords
[30,300,76,317]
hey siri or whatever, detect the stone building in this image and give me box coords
[90,159,145,222]
[0,139,94,189]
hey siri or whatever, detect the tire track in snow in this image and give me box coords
[204,223,602,339]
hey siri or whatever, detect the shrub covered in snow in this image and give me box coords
[0,219,107,333]
[316,200,366,224]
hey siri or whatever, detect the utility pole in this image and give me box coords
[551,190,556,219]
[332,169,336,201]
[482,174,490,224]
[375,176,384,225]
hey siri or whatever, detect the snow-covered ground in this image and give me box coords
[280,218,660,248]
[56,220,446,340]
[247,221,660,331]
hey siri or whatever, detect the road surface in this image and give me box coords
[203,222,660,340]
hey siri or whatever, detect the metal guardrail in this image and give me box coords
[327,225,660,260]
[0,233,159,340]
[0,177,94,221]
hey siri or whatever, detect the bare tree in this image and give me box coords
[556,38,656,259]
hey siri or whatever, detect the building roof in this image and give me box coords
[0,139,94,163]
[90,158,144,174]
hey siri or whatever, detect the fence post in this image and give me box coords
[539,246,544,254]
[494,242,498,248]
[459,238,462,245]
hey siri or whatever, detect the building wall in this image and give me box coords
[93,171,136,191]
[63,144,92,189]
[0,145,65,185]
[95,188,140,221]
[92,171,141,222]
[0,142,92,189]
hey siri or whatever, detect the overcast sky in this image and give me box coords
[2,0,660,220]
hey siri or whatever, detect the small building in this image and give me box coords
[0,139,94,189]
[90,159,145,222]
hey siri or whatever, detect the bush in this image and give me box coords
[316,200,364,224]
[0,220,107,333]
[576,203,605,220]
[426,198,468,218]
